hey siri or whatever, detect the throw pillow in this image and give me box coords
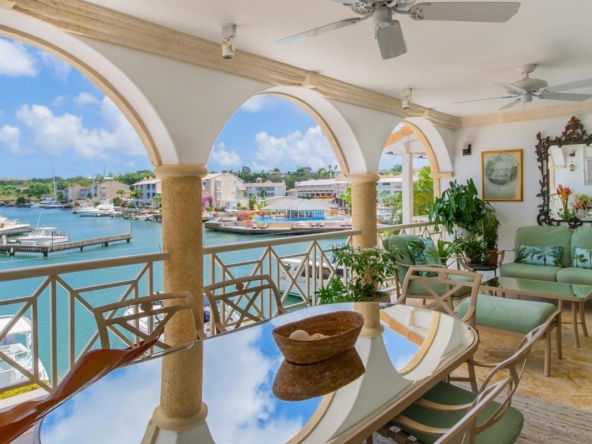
[514,244,563,267]
[407,238,442,276]
[572,247,592,269]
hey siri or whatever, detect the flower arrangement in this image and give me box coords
[557,184,572,220]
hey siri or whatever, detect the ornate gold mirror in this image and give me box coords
[536,117,592,227]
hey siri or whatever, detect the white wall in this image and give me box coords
[452,114,592,249]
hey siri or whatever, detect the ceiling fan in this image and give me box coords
[276,1,521,60]
[457,64,592,111]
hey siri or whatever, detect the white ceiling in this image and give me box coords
[87,0,592,117]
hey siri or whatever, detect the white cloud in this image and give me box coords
[74,92,99,105]
[251,126,336,172]
[0,124,33,156]
[240,95,276,113]
[52,95,68,106]
[38,51,72,80]
[125,161,136,168]
[209,142,242,168]
[15,97,144,160]
[0,38,37,77]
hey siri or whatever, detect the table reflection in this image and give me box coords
[38,303,473,444]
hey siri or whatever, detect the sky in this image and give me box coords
[0,37,402,180]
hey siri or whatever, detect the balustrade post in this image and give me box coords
[143,164,212,443]
[348,173,379,249]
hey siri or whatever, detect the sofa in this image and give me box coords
[500,225,592,285]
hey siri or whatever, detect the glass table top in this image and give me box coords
[482,276,592,299]
[38,303,475,444]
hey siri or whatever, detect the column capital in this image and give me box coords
[346,173,380,184]
[155,164,208,179]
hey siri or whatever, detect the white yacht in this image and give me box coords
[16,227,70,246]
[39,198,64,209]
[78,201,117,217]
[0,315,49,389]
[0,214,32,235]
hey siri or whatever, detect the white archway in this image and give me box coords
[0,9,171,166]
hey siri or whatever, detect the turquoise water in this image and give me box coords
[0,208,345,377]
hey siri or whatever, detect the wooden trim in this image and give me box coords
[287,393,335,444]
[430,171,454,180]
[7,0,461,130]
[461,101,592,128]
[397,312,441,376]
[385,126,414,146]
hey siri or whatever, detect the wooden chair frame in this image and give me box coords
[92,291,204,351]
[203,274,287,335]
[392,317,552,444]
[397,266,482,326]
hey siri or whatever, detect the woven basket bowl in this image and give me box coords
[272,311,364,365]
[272,348,365,401]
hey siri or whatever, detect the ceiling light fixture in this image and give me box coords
[222,24,236,60]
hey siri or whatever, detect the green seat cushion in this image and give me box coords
[514,244,563,267]
[457,294,557,334]
[557,267,592,287]
[514,226,573,267]
[384,234,423,283]
[572,247,592,269]
[406,273,474,298]
[391,381,524,444]
[499,263,562,282]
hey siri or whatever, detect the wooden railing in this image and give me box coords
[0,252,167,394]
[0,222,441,397]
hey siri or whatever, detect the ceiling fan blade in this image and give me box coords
[409,2,521,23]
[376,20,407,60]
[276,17,362,44]
[540,92,592,102]
[331,0,367,5]
[499,98,521,111]
[497,82,528,95]
[454,95,515,104]
[548,78,592,92]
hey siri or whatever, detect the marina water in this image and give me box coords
[0,208,343,377]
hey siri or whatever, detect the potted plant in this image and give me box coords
[453,236,490,266]
[315,245,397,304]
[481,204,501,266]
[429,179,488,235]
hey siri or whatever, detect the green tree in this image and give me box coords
[413,166,434,216]
[339,187,352,215]
[130,189,142,206]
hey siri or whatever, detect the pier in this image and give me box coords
[0,233,132,257]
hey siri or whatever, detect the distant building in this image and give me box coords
[294,173,407,203]
[202,173,241,209]
[240,178,286,199]
[65,181,130,202]
[132,178,161,202]
[295,173,348,199]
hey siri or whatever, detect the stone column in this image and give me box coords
[348,173,380,249]
[146,164,209,440]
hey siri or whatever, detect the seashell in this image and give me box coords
[311,333,328,340]
[289,330,312,341]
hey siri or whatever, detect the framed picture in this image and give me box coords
[481,149,523,201]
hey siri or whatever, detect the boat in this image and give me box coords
[16,227,70,246]
[78,201,117,217]
[0,214,32,236]
[38,198,64,209]
[0,315,49,389]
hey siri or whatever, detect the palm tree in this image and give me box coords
[130,189,142,207]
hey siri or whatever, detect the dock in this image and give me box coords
[204,221,349,236]
[0,226,34,237]
[0,233,132,257]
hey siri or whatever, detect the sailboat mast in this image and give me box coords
[52,165,58,201]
